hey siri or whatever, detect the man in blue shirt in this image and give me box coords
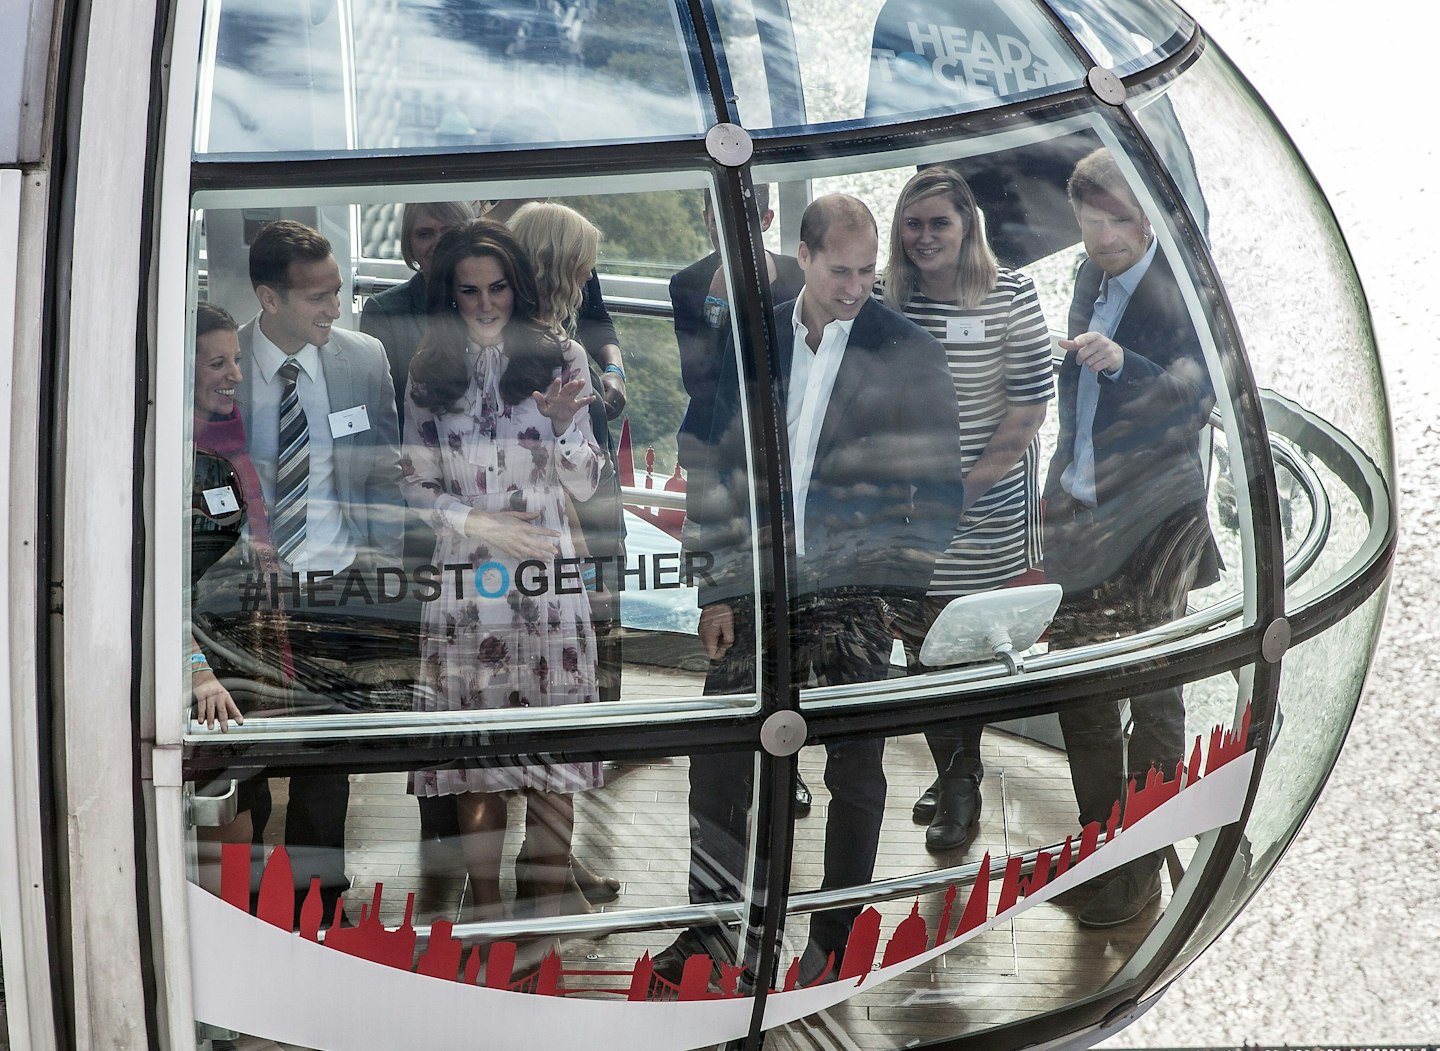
[1043,148,1220,928]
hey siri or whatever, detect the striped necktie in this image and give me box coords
[273,359,309,564]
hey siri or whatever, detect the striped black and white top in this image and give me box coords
[879,270,1054,596]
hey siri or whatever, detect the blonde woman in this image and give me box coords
[881,166,1054,853]
[508,202,626,909]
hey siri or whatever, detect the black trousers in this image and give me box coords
[266,608,378,915]
[688,592,894,954]
[895,595,984,787]
[1046,501,1212,827]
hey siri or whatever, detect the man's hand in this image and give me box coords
[1060,331,1124,375]
[698,602,735,660]
[193,671,243,732]
[599,371,626,420]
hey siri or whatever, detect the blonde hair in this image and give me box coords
[884,166,998,311]
[507,202,600,337]
[400,201,475,270]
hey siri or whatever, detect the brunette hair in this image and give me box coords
[248,219,332,290]
[400,201,475,270]
[508,202,599,338]
[884,166,998,311]
[195,301,238,340]
[408,219,566,411]
[1067,147,1144,218]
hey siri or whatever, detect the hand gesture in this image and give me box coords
[1060,331,1124,375]
[465,509,561,560]
[600,370,626,420]
[193,670,244,732]
[699,603,735,660]
[532,376,597,434]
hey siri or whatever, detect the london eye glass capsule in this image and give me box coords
[167,0,1393,1048]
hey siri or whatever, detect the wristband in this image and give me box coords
[602,363,625,380]
[189,652,210,671]
[703,295,730,329]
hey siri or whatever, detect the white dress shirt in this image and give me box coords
[787,293,855,556]
[1061,235,1158,506]
[247,318,356,576]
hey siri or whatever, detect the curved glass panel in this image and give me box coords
[194,0,707,156]
[182,172,770,753]
[1041,0,1193,78]
[1142,586,1386,998]
[765,667,1253,1048]
[1131,48,1393,612]
[712,0,1088,133]
[185,746,766,1044]
[749,105,1255,708]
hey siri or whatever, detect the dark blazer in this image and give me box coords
[670,251,805,399]
[358,270,427,430]
[684,296,965,605]
[1043,251,1219,589]
[671,251,804,465]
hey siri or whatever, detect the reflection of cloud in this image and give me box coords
[202,0,704,153]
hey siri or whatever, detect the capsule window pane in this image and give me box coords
[750,109,1250,706]
[767,668,1252,1048]
[712,0,1088,133]
[1146,587,1385,998]
[1131,51,1392,614]
[182,175,767,750]
[1040,0,1194,78]
[195,0,707,157]
[185,747,766,1044]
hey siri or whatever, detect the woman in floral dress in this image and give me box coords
[401,219,603,924]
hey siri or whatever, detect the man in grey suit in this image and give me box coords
[237,219,402,922]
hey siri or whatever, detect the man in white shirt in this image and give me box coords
[1043,149,1220,929]
[235,219,402,924]
[660,194,965,988]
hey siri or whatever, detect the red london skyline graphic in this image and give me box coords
[208,702,1255,1008]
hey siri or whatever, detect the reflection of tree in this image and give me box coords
[569,191,709,477]
[615,316,687,475]
[584,0,693,95]
[572,192,709,274]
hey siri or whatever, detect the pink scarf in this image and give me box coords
[194,408,294,683]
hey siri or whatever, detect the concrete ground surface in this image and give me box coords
[1103,0,1439,1045]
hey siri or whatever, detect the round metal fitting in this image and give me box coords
[1087,66,1127,106]
[1261,617,1292,663]
[705,122,754,167]
[760,710,808,757]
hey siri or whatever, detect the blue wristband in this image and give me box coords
[602,363,625,380]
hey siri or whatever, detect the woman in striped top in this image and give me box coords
[882,165,1055,853]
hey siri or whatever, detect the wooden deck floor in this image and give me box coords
[218,662,1187,1051]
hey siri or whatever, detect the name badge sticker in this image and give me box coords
[328,404,371,438]
[946,317,987,344]
[202,486,240,516]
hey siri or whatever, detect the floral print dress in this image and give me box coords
[401,340,604,795]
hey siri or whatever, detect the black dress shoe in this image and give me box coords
[1077,856,1162,928]
[925,779,982,852]
[794,773,813,817]
[795,939,842,986]
[570,856,622,905]
[649,927,737,988]
[912,777,941,824]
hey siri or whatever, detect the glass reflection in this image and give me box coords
[198,0,706,155]
[187,179,767,734]
[1041,0,1193,77]
[711,0,1087,131]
